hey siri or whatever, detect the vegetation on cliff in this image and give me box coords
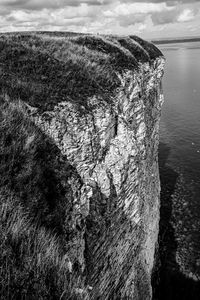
[0,32,162,111]
[0,99,85,299]
[0,32,163,299]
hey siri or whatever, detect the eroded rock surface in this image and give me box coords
[22,34,165,299]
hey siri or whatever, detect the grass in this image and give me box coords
[0,100,67,232]
[0,99,85,299]
[0,32,163,111]
[0,191,68,300]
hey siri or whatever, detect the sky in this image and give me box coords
[0,0,200,39]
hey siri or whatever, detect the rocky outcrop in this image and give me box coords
[24,34,165,299]
[0,32,164,299]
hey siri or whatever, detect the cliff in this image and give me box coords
[0,32,165,299]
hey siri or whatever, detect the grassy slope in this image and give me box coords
[0,32,163,299]
[0,32,162,111]
[0,191,68,300]
[0,99,85,299]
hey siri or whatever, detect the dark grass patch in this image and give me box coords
[0,100,82,235]
[130,35,163,60]
[0,100,86,299]
[0,32,163,111]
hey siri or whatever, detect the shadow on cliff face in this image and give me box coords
[0,100,88,299]
[0,100,84,239]
[152,142,200,300]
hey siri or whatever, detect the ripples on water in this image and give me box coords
[154,41,200,300]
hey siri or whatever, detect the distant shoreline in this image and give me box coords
[152,37,200,45]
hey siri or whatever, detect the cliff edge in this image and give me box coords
[0,32,165,299]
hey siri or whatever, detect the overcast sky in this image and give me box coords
[0,0,200,39]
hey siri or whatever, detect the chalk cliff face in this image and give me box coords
[0,32,164,299]
[27,35,165,299]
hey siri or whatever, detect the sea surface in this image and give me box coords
[159,41,200,180]
[155,41,200,299]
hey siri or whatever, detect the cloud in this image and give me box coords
[152,6,198,24]
[5,3,98,23]
[123,0,200,2]
[103,2,174,27]
[177,8,196,21]
[103,2,173,17]
[118,13,147,26]
[0,0,200,39]
[151,9,178,24]
[2,2,102,32]
[4,0,199,12]
[0,0,113,11]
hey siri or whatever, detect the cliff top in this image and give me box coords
[0,32,163,111]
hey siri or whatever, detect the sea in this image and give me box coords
[154,41,200,299]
